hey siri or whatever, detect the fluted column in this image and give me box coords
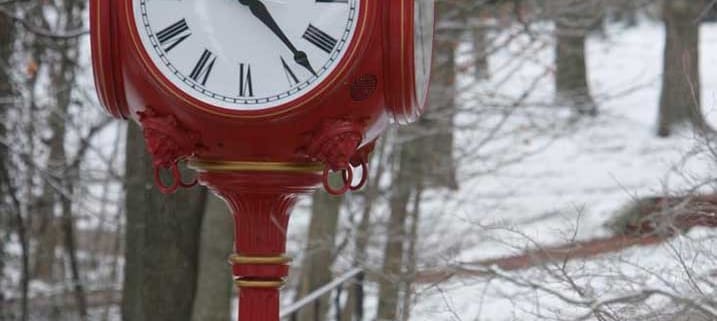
[197,170,322,321]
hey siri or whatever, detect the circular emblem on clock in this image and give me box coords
[131,0,360,112]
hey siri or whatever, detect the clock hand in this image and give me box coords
[238,0,317,76]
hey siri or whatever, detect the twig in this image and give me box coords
[0,6,88,39]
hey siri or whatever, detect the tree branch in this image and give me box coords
[0,6,88,39]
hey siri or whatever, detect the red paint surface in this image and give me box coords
[201,171,320,321]
[239,288,280,321]
[384,0,426,124]
[90,1,432,320]
[90,1,429,163]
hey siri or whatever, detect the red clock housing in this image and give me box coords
[90,1,434,320]
[385,0,435,124]
[91,2,433,168]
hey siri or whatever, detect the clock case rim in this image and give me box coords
[115,0,374,119]
[384,0,436,124]
[91,0,128,119]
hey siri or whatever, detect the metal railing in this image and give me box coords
[280,268,363,319]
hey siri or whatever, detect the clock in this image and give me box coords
[90,2,437,321]
[90,0,431,165]
[385,0,435,124]
[127,0,363,114]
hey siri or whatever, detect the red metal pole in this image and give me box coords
[197,169,322,321]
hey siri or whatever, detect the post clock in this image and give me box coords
[90,1,435,320]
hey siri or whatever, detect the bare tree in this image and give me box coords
[472,21,491,80]
[376,128,424,321]
[294,188,343,321]
[0,5,23,321]
[657,0,707,137]
[3,1,716,321]
[122,122,207,321]
[441,216,717,321]
[190,195,234,321]
[341,139,389,321]
[421,17,460,191]
[375,2,464,318]
[552,0,601,116]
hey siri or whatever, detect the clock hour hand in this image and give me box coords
[238,0,317,76]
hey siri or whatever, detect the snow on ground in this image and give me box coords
[5,18,714,321]
[405,21,717,321]
[282,20,717,321]
[70,18,716,321]
[416,20,717,262]
[412,229,717,321]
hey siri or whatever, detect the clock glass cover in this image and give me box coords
[132,0,360,111]
[414,0,434,108]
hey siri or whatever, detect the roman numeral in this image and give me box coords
[239,63,254,97]
[302,24,338,54]
[156,19,191,52]
[280,56,299,86]
[189,49,216,86]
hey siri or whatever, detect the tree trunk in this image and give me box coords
[472,22,490,80]
[33,50,74,281]
[190,194,234,321]
[376,130,422,321]
[46,3,89,318]
[657,0,706,137]
[4,5,48,321]
[340,213,368,321]
[0,9,17,320]
[421,4,459,191]
[400,187,422,321]
[122,122,207,321]
[60,178,88,320]
[376,4,456,319]
[0,0,13,230]
[555,14,597,116]
[294,185,342,321]
[32,183,58,280]
[341,140,388,321]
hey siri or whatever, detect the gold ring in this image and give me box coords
[228,254,293,265]
[235,279,285,288]
[188,160,323,173]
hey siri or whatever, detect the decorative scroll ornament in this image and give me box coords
[307,119,373,195]
[137,108,202,194]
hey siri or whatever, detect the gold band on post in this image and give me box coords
[235,279,286,288]
[188,160,324,173]
[228,254,293,265]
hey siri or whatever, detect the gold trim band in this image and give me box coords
[188,160,324,173]
[229,254,293,265]
[235,279,286,288]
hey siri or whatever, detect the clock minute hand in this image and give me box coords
[238,0,317,76]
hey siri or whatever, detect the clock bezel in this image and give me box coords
[123,0,374,119]
[384,0,435,124]
[91,0,129,119]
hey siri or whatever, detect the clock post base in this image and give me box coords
[191,163,323,321]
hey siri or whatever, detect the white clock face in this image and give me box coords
[414,0,434,108]
[133,0,360,112]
